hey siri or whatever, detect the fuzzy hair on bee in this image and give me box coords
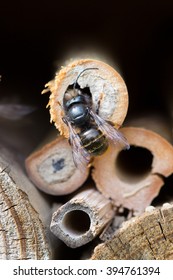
[62,68,130,171]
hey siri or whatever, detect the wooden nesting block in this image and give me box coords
[91,203,173,260]
[50,187,115,248]
[43,58,129,137]
[25,136,89,195]
[92,127,173,213]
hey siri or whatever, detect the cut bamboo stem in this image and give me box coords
[50,186,115,248]
[91,203,173,260]
[42,58,129,138]
[25,135,89,195]
[92,126,173,213]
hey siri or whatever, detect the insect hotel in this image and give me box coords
[1,58,173,260]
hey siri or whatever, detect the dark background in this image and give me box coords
[1,0,173,152]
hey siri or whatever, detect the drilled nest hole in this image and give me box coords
[116,146,153,183]
[62,210,91,237]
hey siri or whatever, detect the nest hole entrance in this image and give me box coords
[116,146,153,183]
[62,210,91,237]
[64,85,92,99]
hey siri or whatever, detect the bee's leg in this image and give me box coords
[62,116,70,126]
[95,99,100,115]
[62,116,67,124]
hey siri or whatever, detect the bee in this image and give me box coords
[62,68,130,170]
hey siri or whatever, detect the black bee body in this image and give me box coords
[63,93,90,127]
[80,127,108,156]
[63,87,108,157]
[62,68,129,169]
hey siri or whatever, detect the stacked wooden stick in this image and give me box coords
[25,58,173,258]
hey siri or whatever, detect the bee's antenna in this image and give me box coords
[73,68,99,89]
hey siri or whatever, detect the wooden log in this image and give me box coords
[91,203,173,260]
[50,186,115,248]
[25,134,89,195]
[42,58,129,138]
[92,127,173,213]
[0,145,56,259]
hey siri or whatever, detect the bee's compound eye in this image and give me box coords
[68,104,89,126]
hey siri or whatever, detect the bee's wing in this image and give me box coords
[67,121,91,170]
[90,111,130,150]
[0,104,36,121]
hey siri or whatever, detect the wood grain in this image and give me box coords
[91,203,173,260]
[0,147,51,259]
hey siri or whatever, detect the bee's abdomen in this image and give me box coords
[80,128,108,156]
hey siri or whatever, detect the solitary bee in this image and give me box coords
[62,68,129,170]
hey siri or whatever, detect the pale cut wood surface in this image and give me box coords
[91,203,173,260]
[0,146,59,259]
[25,135,89,195]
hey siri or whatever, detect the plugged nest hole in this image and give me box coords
[116,146,153,183]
